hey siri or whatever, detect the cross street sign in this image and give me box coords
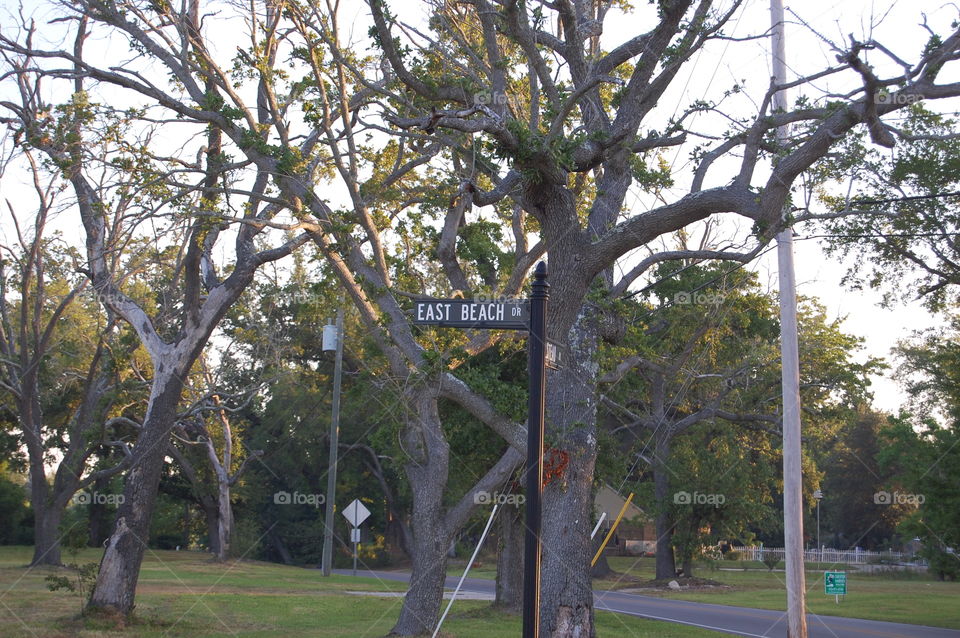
[412,299,529,330]
[824,571,846,595]
[545,339,565,370]
[342,499,371,527]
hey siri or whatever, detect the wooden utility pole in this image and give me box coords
[771,1,808,636]
[321,306,345,577]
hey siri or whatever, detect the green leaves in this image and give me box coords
[819,106,960,310]
[630,153,674,192]
[878,414,960,578]
[603,262,878,559]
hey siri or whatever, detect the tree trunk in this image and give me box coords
[31,497,63,566]
[21,376,63,567]
[88,474,112,548]
[391,514,449,636]
[180,501,191,550]
[390,392,450,636]
[495,502,524,612]
[538,315,599,638]
[590,531,612,579]
[682,555,694,579]
[653,430,676,580]
[268,528,294,565]
[87,374,183,615]
[215,481,232,561]
[207,392,234,561]
[202,501,220,557]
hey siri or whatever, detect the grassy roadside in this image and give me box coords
[443,555,960,629]
[599,556,960,629]
[0,546,720,637]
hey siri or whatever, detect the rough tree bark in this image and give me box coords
[495,502,524,612]
[89,372,185,613]
[388,390,450,633]
[653,430,677,581]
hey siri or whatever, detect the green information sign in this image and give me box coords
[824,571,847,595]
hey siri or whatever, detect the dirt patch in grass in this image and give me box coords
[620,576,733,593]
[593,570,649,589]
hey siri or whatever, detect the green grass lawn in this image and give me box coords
[595,556,960,629]
[0,546,719,637]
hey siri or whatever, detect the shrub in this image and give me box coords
[0,468,32,544]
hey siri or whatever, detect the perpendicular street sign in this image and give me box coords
[342,499,371,527]
[824,571,846,595]
[545,339,565,370]
[412,299,529,330]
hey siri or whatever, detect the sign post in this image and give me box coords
[824,571,846,604]
[342,499,371,577]
[410,262,549,638]
[523,262,548,638]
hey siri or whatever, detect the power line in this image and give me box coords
[621,244,778,302]
[840,190,960,207]
[620,227,960,303]
[800,232,960,239]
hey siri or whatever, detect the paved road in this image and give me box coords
[335,569,960,637]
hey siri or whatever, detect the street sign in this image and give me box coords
[824,571,846,595]
[412,299,529,330]
[350,527,361,543]
[545,339,565,370]
[342,499,371,527]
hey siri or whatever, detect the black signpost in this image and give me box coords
[523,262,548,638]
[411,262,549,638]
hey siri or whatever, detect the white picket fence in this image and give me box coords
[730,545,913,565]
